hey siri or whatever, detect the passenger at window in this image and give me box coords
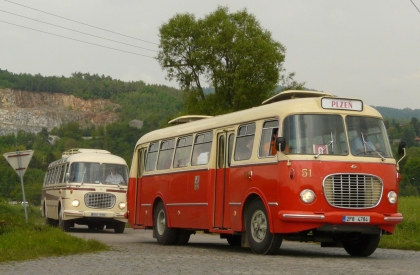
[264,128,278,156]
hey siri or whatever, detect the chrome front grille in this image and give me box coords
[323,174,383,209]
[84,193,116,209]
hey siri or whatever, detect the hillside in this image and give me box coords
[373,106,420,120]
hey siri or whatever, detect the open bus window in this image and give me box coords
[103,164,128,185]
[191,132,213,165]
[145,142,159,171]
[283,114,347,155]
[259,120,279,157]
[174,136,193,168]
[234,123,256,161]
[157,139,175,170]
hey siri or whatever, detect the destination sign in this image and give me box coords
[321,98,363,111]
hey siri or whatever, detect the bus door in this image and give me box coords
[134,146,147,226]
[214,129,235,229]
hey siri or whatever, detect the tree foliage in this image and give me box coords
[157,6,304,115]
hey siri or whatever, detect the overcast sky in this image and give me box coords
[1,0,419,109]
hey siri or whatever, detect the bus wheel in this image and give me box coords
[226,235,241,246]
[96,224,105,231]
[246,198,282,255]
[58,206,71,232]
[154,201,177,245]
[342,234,380,257]
[88,224,96,230]
[176,230,191,245]
[114,222,125,233]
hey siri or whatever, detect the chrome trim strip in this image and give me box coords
[143,167,210,176]
[140,204,152,207]
[229,202,241,206]
[166,203,208,206]
[268,202,278,206]
[283,213,325,220]
[384,216,404,222]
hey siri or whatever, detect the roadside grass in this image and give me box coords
[379,196,420,250]
[0,200,109,263]
[0,196,418,263]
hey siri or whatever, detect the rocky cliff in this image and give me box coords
[0,88,120,135]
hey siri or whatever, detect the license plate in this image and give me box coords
[91,213,106,217]
[342,216,370,223]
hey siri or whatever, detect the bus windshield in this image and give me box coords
[346,116,393,158]
[283,114,392,158]
[283,114,347,155]
[69,162,128,185]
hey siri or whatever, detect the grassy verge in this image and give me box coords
[0,200,109,263]
[379,196,420,250]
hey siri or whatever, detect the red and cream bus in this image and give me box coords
[41,148,128,233]
[126,90,404,256]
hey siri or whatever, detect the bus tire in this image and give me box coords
[114,222,125,233]
[246,198,282,255]
[342,234,380,257]
[176,229,191,245]
[154,201,177,245]
[58,206,71,232]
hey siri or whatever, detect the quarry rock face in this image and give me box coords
[0,88,120,135]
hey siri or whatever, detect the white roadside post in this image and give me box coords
[3,150,34,224]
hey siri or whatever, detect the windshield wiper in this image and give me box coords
[314,132,334,159]
[361,133,385,161]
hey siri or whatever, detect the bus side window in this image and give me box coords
[157,139,175,170]
[259,120,279,157]
[145,143,159,171]
[191,132,213,166]
[173,136,193,168]
[234,123,256,161]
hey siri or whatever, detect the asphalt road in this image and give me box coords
[1,226,420,275]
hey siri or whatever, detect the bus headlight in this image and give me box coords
[388,191,397,204]
[118,202,126,210]
[300,189,316,203]
[72,200,80,207]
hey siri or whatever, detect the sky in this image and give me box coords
[1,0,419,109]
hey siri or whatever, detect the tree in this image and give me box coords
[158,6,303,115]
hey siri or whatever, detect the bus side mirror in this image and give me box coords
[398,141,406,155]
[276,137,286,152]
[66,172,70,182]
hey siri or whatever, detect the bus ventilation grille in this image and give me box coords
[323,174,383,209]
[84,193,116,209]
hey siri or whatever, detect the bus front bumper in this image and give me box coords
[278,210,403,227]
[63,210,127,220]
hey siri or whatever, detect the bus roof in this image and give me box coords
[48,149,126,168]
[135,90,382,146]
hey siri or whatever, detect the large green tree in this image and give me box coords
[157,6,303,115]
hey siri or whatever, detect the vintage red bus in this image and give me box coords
[126,90,404,256]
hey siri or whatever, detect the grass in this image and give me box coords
[0,200,109,263]
[0,197,418,263]
[379,196,420,250]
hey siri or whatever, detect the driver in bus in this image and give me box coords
[350,125,380,154]
[105,167,124,184]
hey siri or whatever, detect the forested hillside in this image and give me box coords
[374,106,420,120]
[0,70,184,205]
[1,69,420,205]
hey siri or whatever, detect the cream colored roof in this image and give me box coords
[168,115,213,125]
[136,90,382,146]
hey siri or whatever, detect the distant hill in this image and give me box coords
[372,106,420,120]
